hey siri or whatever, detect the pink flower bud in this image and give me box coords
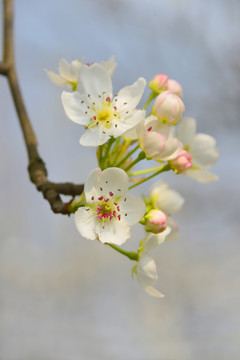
[145,209,167,234]
[148,74,168,94]
[167,79,183,98]
[169,150,192,173]
[153,90,185,125]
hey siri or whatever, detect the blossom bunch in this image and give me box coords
[47,57,219,297]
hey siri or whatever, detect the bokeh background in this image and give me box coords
[0,0,240,359]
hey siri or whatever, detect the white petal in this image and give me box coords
[116,77,146,112]
[155,188,185,215]
[112,110,146,138]
[59,58,81,82]
[143,227,171,251]
[80,127,110,147]
[61,91,91,125]
[150,181,169,198]
[84,168,102,203]
[97,167,129,197]
[156,138,183,161]
[136,254,158,288]
[144,286,165,298]
[165,217,179,241]
[46,70,69,86]
[177,117,196,146]
[118,194,146,225]
[145,117,170,137]
[185,168,219,183]
[190,134,219,168]
[74,207,97,240]
[97,220,130,245]
[122,118,145,140]
[140,131,166,159]
[100,55,117,76]
[77,64,113,100]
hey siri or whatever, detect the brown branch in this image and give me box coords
[1,0,84,214]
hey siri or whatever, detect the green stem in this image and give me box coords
[100,137,115,169]
[129,165,164,177]
[129,163,171,190]
[107,243,139,261]
[124,151,146,172]
[142,91,157,110]
[115,144,139,167]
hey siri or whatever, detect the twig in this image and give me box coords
[0,0,84,214]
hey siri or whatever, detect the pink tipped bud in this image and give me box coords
[153,90,185,125]
[149,74,169,94]
[169,150,192,173]
[145,209,167,234]
[167,79,183,98]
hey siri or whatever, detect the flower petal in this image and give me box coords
[74,207,98,240]
[136,254,158,288]
[46,70,69,86]
[116,77,146,112]
[79,127,110,147]
[143,227,171,251]
[144,286,165,298]
[118,194,146,225]
[97,220,130,245]
[59,58,81,82]
[97,167,129,197]
[185,168,219,183]
[84,168,102,203]
[77,64,113,100]
[150,182,184,215]
[100,55,117,76]
[112,110,146,138]
[177,117,196,146]
[190,134,219,168]
[61,91,91,125]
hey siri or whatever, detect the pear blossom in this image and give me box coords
[169,150,192,173]
[62,64,146,147]
[145,209,167,234]
[74,167,146,245]
[46,58,82,89]
[138,115,183,161]
[149,181,184,241]
[148,73,168,94]
[167,79,183,98]
[176,117,220,183]
[133,254,164,298]
[153,90,185,125]
[100,55,117,76]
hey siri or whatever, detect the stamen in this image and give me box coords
[98,196,103,201]
[104,198,109,202]
[81,100,84,103]
[106,97,111,102]
[91,196,94,200]
[147,126,152,132]
[117,206,120,212]
[109,192,114,196]
[114,106,117,111]
[93,116,96,120]
[118,215,121,221]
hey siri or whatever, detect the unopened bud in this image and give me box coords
[167,79,183,98]
[169,150,192,173]
[153,90,185,125]
[149,74,168,94]
[145,209,167,234]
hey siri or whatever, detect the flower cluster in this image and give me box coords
[47,58,219,297]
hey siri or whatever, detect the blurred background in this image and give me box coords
[0,0,239,359]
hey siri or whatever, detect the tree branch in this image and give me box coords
[1,0,84,214]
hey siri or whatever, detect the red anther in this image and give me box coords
[109,191,114,196]
[106,97,111,102]
[113,210,116,217]
[114,202,117,206]
[93,116,97,120]
[147,126,152,132]
[118,215,121,221]
[114,106,117,111]
[104,198,109,202]
[98,196,104,201]
[117,206,120,211]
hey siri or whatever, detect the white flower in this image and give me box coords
[46,56,117,89]
[153,90,185,125]
[46,58,82,89]
[125,115,183,161]
[149,181,184,241]
[74,167,146,245]
[133,254,164,298]
[176,117,220,183]
[100,55,117,77]
[62,64,146,147]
